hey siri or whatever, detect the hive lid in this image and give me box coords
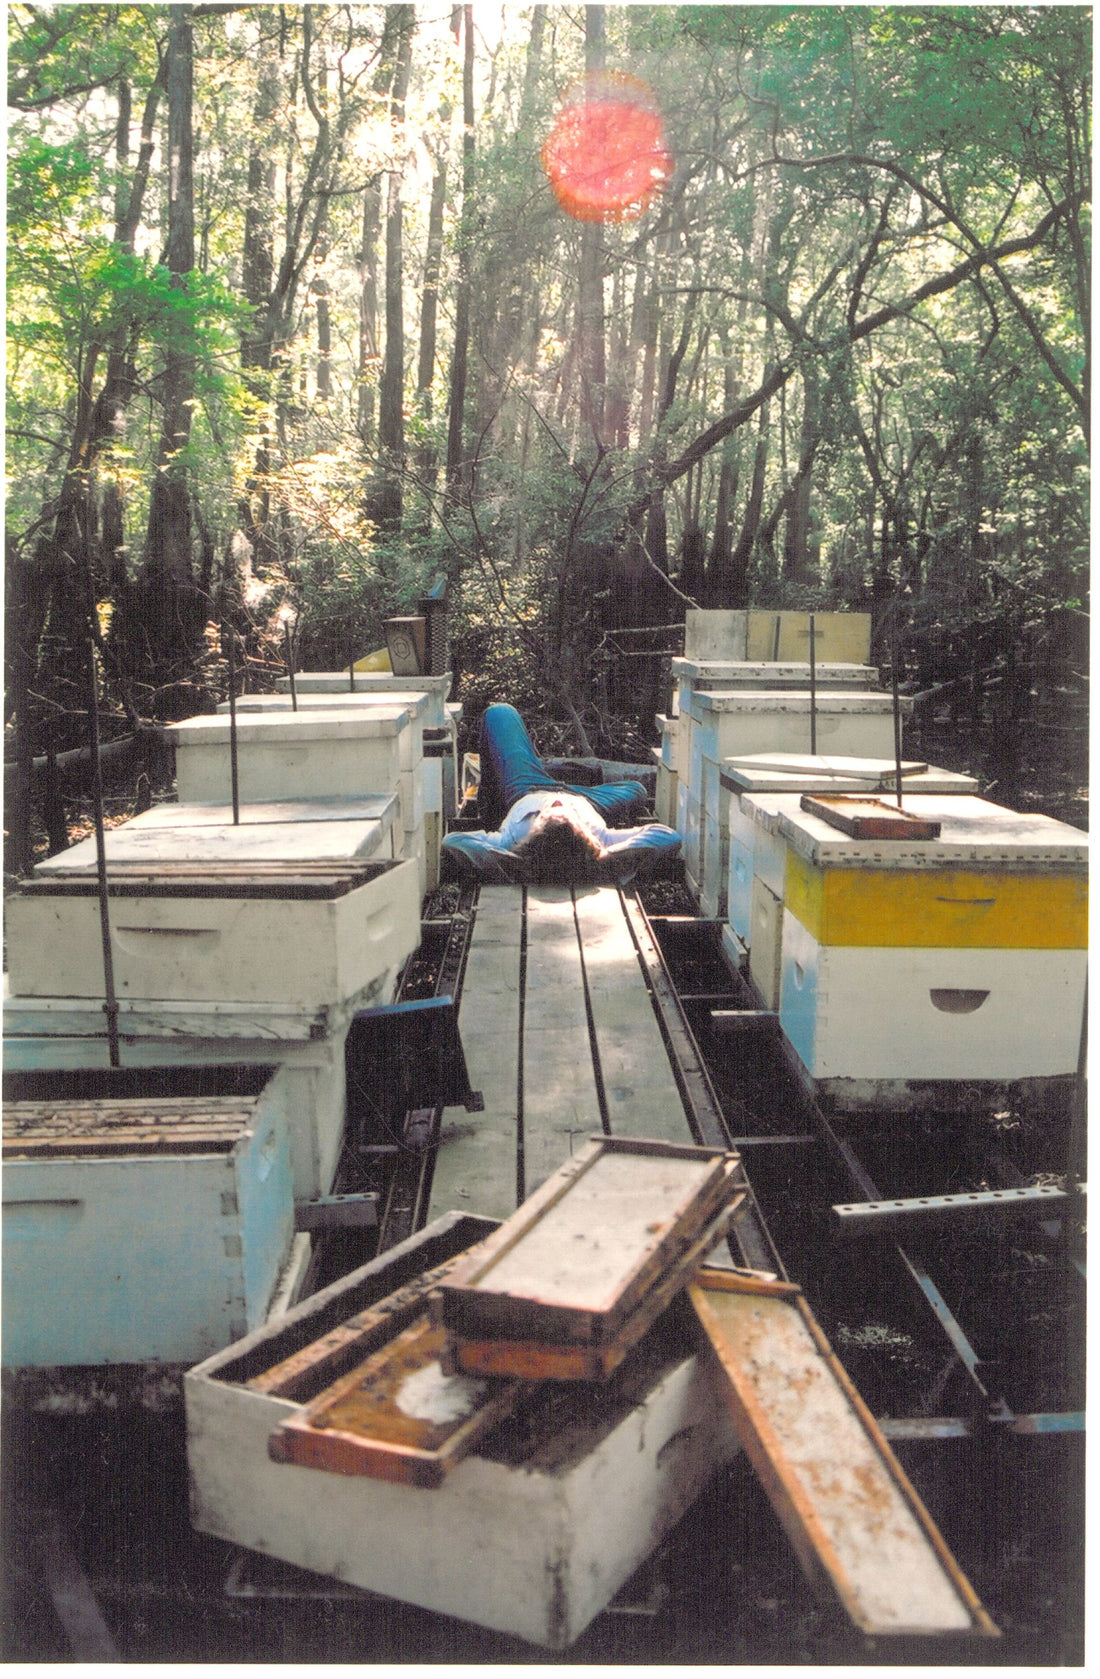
[800,794,942,840]
[34,817,392,875]
[169,707,412,744]
[218,689,433,721]
[690,689,907,715]
[672,658,879,685]
[771,792,1089,868]
[276,671,452,696]
[16,858,403,900]
[724,752,926,777]
[126,794,399,830]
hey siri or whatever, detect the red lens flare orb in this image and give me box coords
[541,70,672,224]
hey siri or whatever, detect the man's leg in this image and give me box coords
[477,704,560,826]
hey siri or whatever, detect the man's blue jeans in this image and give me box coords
[476,704,648,828]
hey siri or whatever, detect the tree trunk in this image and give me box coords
[369,4,414,535]
[445,4,475,512]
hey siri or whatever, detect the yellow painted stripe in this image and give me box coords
[783,850,1087,949]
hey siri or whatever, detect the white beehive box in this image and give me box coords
[124,793,400,834]
[770,793,1088,1102]
[184,1214,742,1651]
[682,691,906,906]
[170,707,419,804]
[669,660,880,796]
[2,989,368,1204]
[2,1065,295,1369]
[716,757,980,932]
[5,858,421,1012]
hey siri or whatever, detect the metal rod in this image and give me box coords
[891,631,904,809]
[226,626,240,824]
[808,612,817,754]
[87,646,121,1068]
[350,656,356,691]
[772,613,781,661]
[283,622,298,711]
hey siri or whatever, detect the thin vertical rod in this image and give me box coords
[808,612,817,755]
[891,630,904,809]
[349,656,356,691]
[87,646,121,1067]
[284,623,298,711]
[772,613,781,661]
[227,626,240,824]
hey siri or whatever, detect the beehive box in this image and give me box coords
[184,1213,742,1650]
[170,707,420,807]
[668,660,880,785]
[2,991,365,1203]
[770,793,1088,1101]
[682,609,871,664]
[2,1065,295,1369]
[5,858,421,1012]
[718,758,980,933]
[681,691,906,908]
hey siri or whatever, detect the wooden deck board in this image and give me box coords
[573,888,695,1146]
[427,888,522,1223]
[521,888,603,1196]
[427,884,697,1224]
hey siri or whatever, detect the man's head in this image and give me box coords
[512,805,608,883]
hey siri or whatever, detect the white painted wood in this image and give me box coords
[6,859,422,1010]
[170,707,419,803]
[779,909,1088,1082]
[428,888,523,1224]
[773,791,1089,871]
[33,818,393,873]
[573,889,693,1146]
[127,794,400,829]
[276,671,453,728]
[184,1244,742,1648]
[219,689,433,724]
[748,879,783,1012]
[522,888,603,1197]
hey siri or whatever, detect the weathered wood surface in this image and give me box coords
[427,885,697,1225]
[688,1268,999,1638]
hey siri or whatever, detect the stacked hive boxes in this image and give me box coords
[751,792,1088,1108]
[3,711,428,1369]
[719,756,980,1007]
[662,607,906,915]
[172,700,429,892]
[274,671,461,888]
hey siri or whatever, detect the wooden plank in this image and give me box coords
[688,1268,999,1638]
[427,887,523,1224]
[521,886,603,1195]
[267,1313,528,1488]
[572,887,694,1145]
[434,1136,738,1347]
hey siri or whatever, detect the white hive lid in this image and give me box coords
[277,671,452,697]
[33,817,392,873]
[126,795,399,829]
[672,658,879,685]
[722,760,979,796]
[771,792,1089,870]
[169,706,412,744]
[218,689,432,721]
[690,688,906,716]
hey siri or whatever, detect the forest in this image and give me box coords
[4,2,1091,831]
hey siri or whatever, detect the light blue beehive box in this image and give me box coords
[2,1063,295,1370]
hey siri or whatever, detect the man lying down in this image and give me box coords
[441,703,682,886]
